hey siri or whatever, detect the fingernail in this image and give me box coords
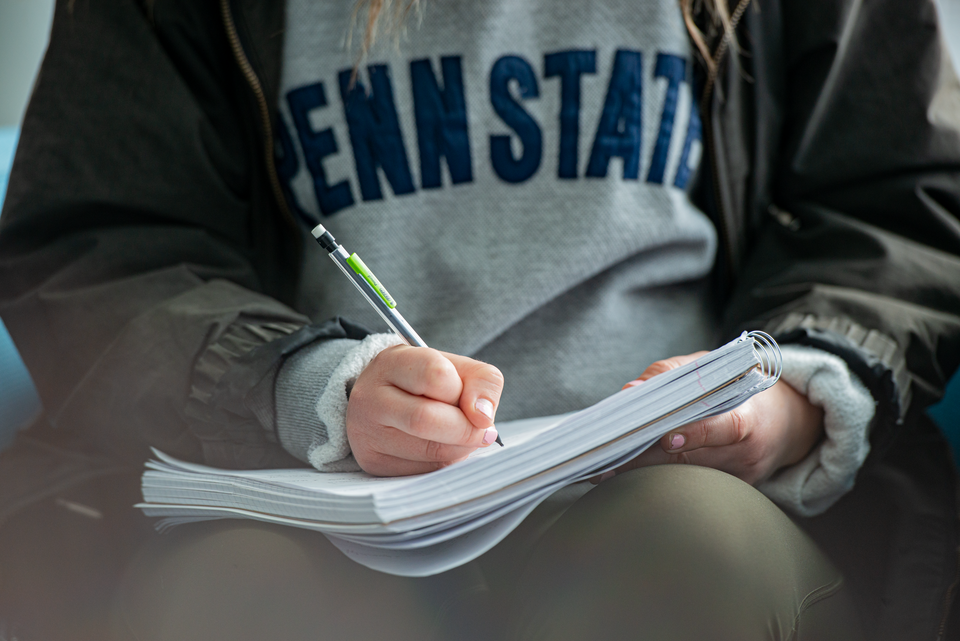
[599,470,616,482]
[668,433,685,450]
[482,427,498,445]
[624,379,644,388]
[476,398,495,420]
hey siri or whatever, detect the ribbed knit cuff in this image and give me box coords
[757,345,876,516]
[275,333,403,472]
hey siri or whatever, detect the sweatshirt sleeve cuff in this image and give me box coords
[276,333,403,472]
[757,344,876,517]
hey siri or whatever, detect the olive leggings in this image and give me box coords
[0,465,862,641]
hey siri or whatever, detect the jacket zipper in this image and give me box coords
[700,101,735,281]
[219,0,297,231]
[699,0,753,283]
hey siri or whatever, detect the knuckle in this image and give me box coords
[482,364,505,388]
[645,360,673,376]
[664,357,685,370]
[729,408,749,443]
[422,352,457,388]
[646,357,687,377]
[409,402,439,435]
[694,421,711,447]
[423,439,446,462]
[461,359,504,388]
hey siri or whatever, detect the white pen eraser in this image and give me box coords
[311,224,327,238]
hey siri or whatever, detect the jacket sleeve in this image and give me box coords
[720,0,960,454]
[0,0,363,468]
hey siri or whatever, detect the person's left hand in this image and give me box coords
[596,352,825,486]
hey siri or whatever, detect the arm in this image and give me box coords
[718,0,960,453]
[602,0,960,512]
[0,0,501,473]
[613,346,874,515]
[0,0,334,468]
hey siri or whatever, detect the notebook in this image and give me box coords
[137,331,781,576]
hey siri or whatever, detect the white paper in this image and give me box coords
[137,333,780,576]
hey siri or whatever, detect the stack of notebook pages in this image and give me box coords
[138,331,781,576]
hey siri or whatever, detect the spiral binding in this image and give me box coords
[744,330,782,390]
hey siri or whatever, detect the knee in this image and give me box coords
[508,465,851,641]
[545,465,795,568]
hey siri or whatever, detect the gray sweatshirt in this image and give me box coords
[273,0,874,516]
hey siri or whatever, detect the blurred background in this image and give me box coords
[0,0,52,449]
[0,0,958,452]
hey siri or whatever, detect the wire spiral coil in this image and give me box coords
[744,330,782,390]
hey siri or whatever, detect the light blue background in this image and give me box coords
[0,127,42,449]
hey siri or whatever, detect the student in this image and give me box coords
[0,0,958,639]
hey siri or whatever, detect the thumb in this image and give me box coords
[440,352,505,430]
[622,351,710,389]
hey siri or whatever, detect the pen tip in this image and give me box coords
[495,436,504,447]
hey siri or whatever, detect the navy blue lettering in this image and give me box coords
[410,56,473,189]
[274,112,315,224]
[673,88,702,189]
[489,55,542,184]
[338,66,415,201]
[544,50,597,179]
[646,53,686,184]
[286,83,355,216]
[585,50,643,180]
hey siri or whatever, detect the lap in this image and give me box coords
[502,465,861,641]
[116,465,860,641]
[0,461,863,641]
[113,520,488,641]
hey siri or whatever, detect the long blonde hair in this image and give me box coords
[350,0,750,78]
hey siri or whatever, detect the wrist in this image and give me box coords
[756,344,875,516]
[776,380,825,469]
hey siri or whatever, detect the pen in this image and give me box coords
[311,224,426,347]
[310,224,504,446]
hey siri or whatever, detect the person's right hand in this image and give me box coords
[346,345,504,476]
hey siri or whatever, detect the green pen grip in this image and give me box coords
[346,253,397,309]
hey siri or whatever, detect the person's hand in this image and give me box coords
[346,345,504,476]
[598,352,824,485]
